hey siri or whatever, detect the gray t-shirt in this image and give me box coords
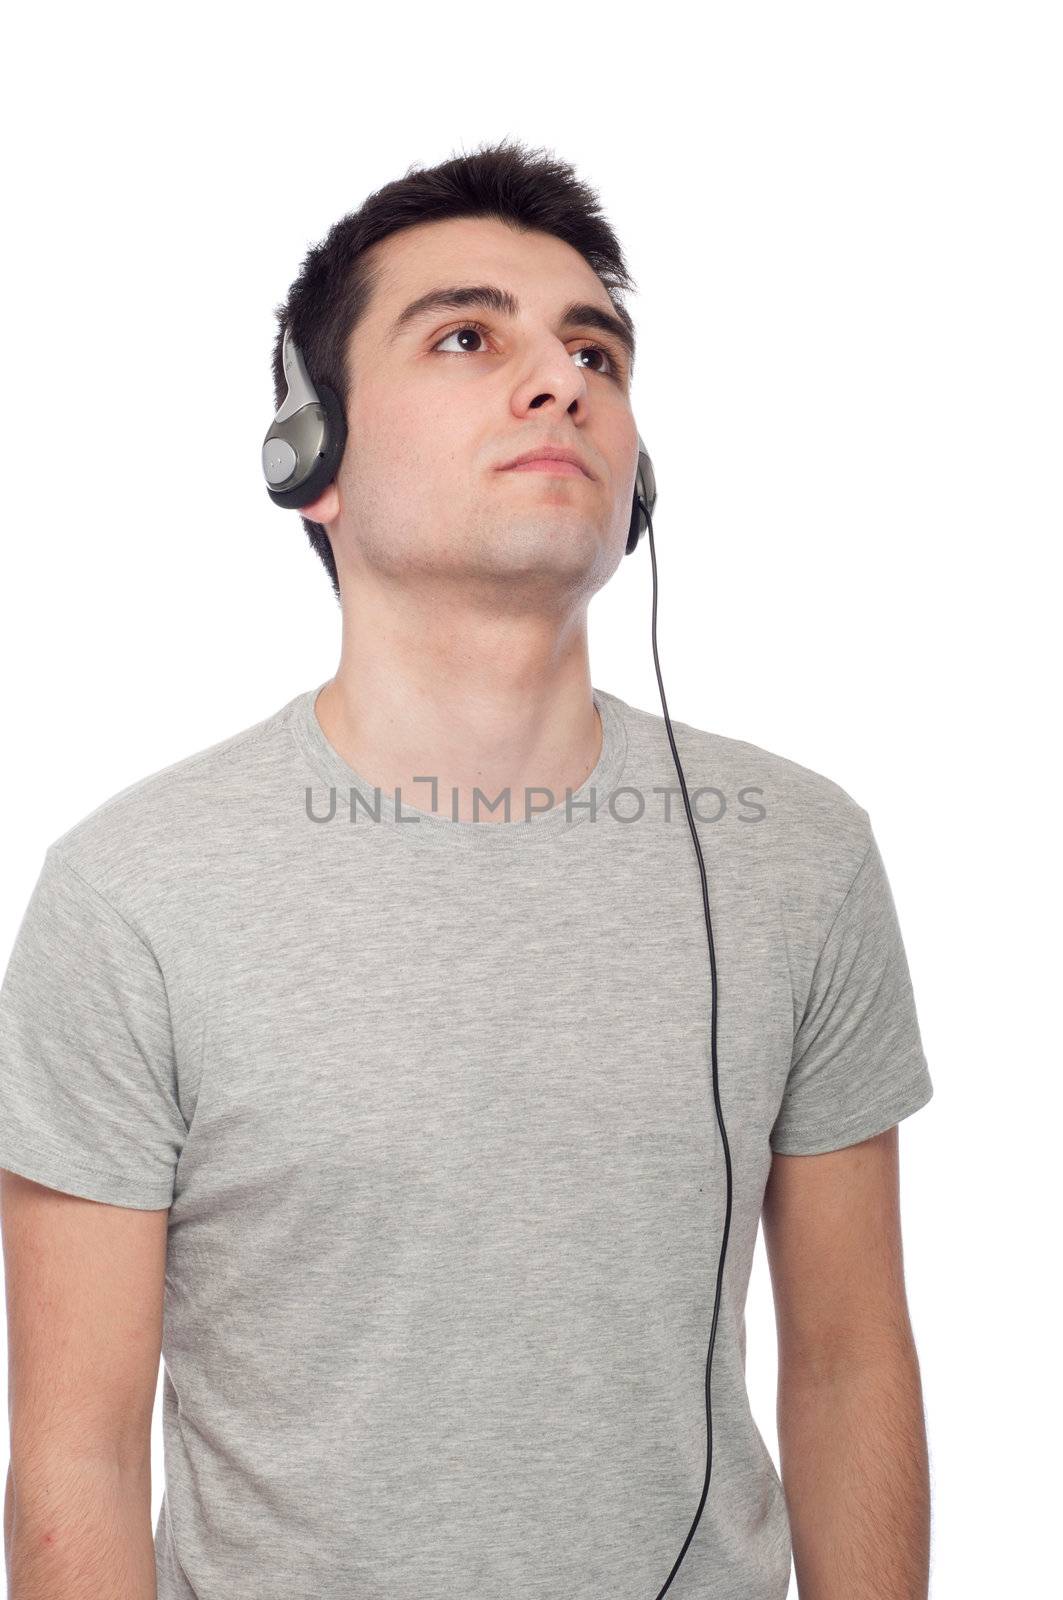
[0,681,933,1600]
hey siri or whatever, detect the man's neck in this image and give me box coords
[316,594,602,825]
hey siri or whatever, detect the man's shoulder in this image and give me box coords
[41,690,305,915]
[607,690,873,878]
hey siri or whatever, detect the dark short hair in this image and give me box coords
[269,137,638,601]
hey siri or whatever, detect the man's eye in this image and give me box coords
[433,325,492,355]
[431,323,618,378]
[571,345,615,377]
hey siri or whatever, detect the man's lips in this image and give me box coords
[498,445,594,478]
[503,458,589,478]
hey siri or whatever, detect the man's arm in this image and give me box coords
[1,1169,168,1599]
[760,1124,932,1600]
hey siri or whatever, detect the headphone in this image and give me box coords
[261,324,731,1600]
[262,323,657,555]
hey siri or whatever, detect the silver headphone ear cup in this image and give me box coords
[626,490,643,555]
[625,437,657,555]
[263,327,349,510]
[263,382,348,511]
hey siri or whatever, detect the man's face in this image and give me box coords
[325,215,640,603]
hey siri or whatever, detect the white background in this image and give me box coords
[1,3,1059,1594]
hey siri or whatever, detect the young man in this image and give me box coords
[0,140,934,1599]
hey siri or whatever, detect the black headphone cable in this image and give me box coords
[641,495,734,1599]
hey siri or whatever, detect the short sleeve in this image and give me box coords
[769,828,934,1155]
[0,846,186,1208]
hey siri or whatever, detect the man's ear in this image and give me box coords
[297,481,341,525]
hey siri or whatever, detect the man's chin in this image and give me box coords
[478,520,606,569]
[450,520,618,602]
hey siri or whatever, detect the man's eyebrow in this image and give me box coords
[385,283,636,368]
